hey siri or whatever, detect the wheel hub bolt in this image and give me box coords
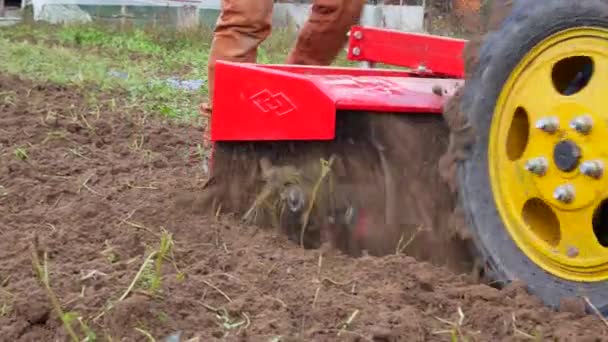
[554,184,575,204]
[580,160,604,179]
[570,115,593,134]
[567,246,579,258]
[525,157,548,176]
[535,117,559,133]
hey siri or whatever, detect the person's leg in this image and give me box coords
[206,0,274,108]
[453,0,482,33]
[286,0,365,66]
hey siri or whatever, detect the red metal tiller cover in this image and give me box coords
[210,62,463,142]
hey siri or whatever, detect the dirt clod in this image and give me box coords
[13,290,51,325]
[559,297,587,317]
[104,294,153,337]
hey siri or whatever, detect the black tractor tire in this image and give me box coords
[457,0,608,314]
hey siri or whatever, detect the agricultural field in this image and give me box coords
[0,20,607,342]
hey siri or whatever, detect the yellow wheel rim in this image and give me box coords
[489,27,608,282]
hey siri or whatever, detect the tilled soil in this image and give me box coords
[1,74,607,341]
[206,111,475,275]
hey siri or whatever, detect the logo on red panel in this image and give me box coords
[249,90,296,116]
[323,76,401,95]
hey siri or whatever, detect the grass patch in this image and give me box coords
[0,28,204,120]
[0,21,346,121]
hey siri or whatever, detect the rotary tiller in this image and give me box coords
[204,0,608,315]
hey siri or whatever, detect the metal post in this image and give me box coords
[121,5,127,28]
[0,0,5,18]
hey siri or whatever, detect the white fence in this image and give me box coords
[274,3,425,32]
[23,0,426,32]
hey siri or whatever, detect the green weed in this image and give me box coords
[135,228,178,293]
[30,243,97,342]
[0,302,11,316]
[13,147,28,160]
[156,311,169,324]
[58,25,164,55]
[433,307,478,342]
[135,327,156,342]
[0,284,13,318]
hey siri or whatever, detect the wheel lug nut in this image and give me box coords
[535,117,559,133]
[554,184,575,204]
[525,157,548,176]
[570,115,593,134]
[580,160,604,179]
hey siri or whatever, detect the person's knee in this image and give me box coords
[216,0,273,36]
[310,0,343,18]
[309,0,365,26]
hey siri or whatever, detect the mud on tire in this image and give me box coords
[452,0,608,314]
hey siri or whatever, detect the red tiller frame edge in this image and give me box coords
[347,25,468,78]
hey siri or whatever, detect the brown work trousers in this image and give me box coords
[206,0,366,104]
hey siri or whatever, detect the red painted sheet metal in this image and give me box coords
[210,61,336,141]
[210,61,463,142]
[260,64,420,78]
[311,75,463,114]
[347,26,467,79]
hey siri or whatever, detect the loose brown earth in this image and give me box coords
[205,110,475,274]
[1,74,607,341]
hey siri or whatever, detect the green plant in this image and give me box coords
[30,243,97,342]
[14,147,28,160]
[0,20,355,125]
